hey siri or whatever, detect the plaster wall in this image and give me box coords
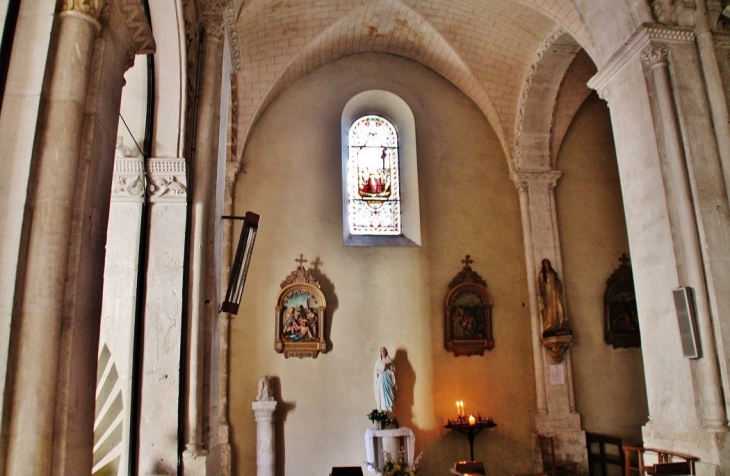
[555,93,649,443]
[230,53,533,476]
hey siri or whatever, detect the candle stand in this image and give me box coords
[445,416,496,462]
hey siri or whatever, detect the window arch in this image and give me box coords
[341,90,421,246]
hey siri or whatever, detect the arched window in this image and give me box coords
[342,90,421,246]
[347,115,401,235]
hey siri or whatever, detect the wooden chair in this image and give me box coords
[623,446,697,476]
[538,435,578,476]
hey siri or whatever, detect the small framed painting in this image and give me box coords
[444,255,493,357]
[275,255,327,358]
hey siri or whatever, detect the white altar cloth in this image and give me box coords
[364,428,415,473]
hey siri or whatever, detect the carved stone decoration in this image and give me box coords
[542,334,574,363]
[223,5,243,73]
[256,376,274,402]
[641,43,670,68]
[275,255,327,359]
[650,0,697,27]
[444,255,494,357]
[60,0,106,19]
[146,158,187,203]
[112,157,145,202]
[604,254,640,349]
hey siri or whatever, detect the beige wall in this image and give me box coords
[230,53,534,475]
[555,93,649,443]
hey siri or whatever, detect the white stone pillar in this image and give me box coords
[4,4,102,473]
[511,170,586,470]
[640,42,726,430]
[98,155,146,475]
[588,24,730,470]
[137,157,188,474]
[252,400,278,476]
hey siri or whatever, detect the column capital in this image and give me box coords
[641,43,670,68]
[112,156,145,202]
[588,24,693,93]
[57,0,106,31]
[146,158,188,203]
[511,170,562,193]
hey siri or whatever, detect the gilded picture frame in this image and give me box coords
[444,256,493,357]
[275,257,327,358]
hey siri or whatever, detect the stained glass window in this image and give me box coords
[347,115,400,235]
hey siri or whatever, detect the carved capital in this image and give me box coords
[641,43,670,68]
[511,170,562,193]
[59,0,106,19]
[146,158,188,203]
[112,157,145,202]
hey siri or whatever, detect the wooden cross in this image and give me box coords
[295,254,308,268]
[462,255,473,267]
[619,253,630,266]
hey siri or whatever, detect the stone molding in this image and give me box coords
[514,26,565,169]
[223,6,243,73]
[588,24,694,93]
[117,0,156,55]
[147,158,188,202]
[713,31,730,48]
[112,157,145,202]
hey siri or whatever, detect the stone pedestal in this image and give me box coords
[365,428,416,473]
[252,400,278,476]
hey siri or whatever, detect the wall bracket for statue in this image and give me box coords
[444,255,494,357]
[274,255,327,359]
[604,253,640,349]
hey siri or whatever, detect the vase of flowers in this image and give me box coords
[367,409,389,429]
[367,450,422,476]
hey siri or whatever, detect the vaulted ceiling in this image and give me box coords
[229,0,646,166]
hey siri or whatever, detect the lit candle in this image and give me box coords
[469,415,476,426]
[456,401,461,417]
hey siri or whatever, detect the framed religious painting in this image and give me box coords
[444,255,493,357]
[604,253,640,349]
[275,255,327,358]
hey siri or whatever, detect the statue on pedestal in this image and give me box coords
[538,259,569,336]
[373,347,396,412]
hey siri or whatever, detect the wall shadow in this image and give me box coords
[308,256,338,353]
[392,348,415,430]
[270,376,296,476]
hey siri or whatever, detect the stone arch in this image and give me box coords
[513,29,583,171]
[236,0,509,166]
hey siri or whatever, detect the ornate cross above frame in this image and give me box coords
[275,255,327,359]
[444,255,494,357]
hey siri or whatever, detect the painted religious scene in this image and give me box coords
[281,290,321,342]
[347,115,401,235]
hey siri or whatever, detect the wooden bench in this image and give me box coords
[623,446,698,476]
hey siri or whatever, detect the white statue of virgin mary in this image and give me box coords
[373,347,396,412]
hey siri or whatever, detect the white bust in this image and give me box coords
[256,375,274,402]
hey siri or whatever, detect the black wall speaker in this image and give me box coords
[672,286,701,359]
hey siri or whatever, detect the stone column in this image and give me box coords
[588,24,730,471]
[5,3,103,473]
[182,10,225,475]
[137,157,188,474]
[511,170,586,470]
[97,154,146,475]
[252,400,278,476]
[640,42,726,430]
